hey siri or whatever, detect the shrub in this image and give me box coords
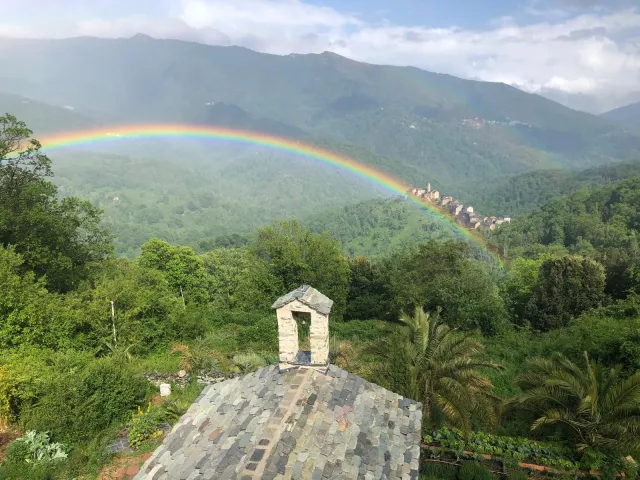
[236,317,278,352]
[169,338,221,373]
[458,462,495,480]
[0,461,61,480]
[420,462,458,480]
[20,358,148,443]
[506,471,529,480]
[232,352,266,374]
[5,438,31,463]
[127,402,163,449]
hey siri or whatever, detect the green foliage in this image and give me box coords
[365,307,502,430]
[505,471,528,480]
[458,462,495,480]
[19,357,148,444]
[344,256,391,320]
[202,247,283,311]
[420,462,459,480]
[383,241,507,334]
[499,257,545,326]
[169,336,222,374]
[0,114,113,293]
[510,352,640,458]
[0,461,62,480]
[525,256,606,331]
[306,198,463,259]
[138,238,209,305]
[463,160,640,218]
[78,258,183,352]
[254,220,350,318]
[491,176,640,300]
[6,431,68,464]
[232,352,267,374]
[127,402,163,449]
[426,427,578,469]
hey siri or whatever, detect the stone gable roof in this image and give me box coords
[134,365,422,480]
[271,285,334,315]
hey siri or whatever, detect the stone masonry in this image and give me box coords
[272,286,332,367]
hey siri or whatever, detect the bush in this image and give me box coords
[0,461,61,480]
[20,358,148,443]
[5,438,30,463]
[506,471,529,480]
[128,402,163,449]
[458,462,496,480]
[232,352,266,374]
[421,462,458,480]
[236,317,278,352]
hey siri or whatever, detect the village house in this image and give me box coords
[135,286,422,480]
[407,184,512,234]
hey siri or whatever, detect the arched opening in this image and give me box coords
[292,311,311,364]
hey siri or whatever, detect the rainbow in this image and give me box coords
[35,123,494,254]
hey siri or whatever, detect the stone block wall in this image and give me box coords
[276,300,329,365]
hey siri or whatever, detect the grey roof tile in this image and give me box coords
[134,365,422,480]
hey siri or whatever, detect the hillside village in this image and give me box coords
[409,184,511,232]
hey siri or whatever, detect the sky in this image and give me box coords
[1,0,639,113]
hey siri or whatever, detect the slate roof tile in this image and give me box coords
[134,365,422,479]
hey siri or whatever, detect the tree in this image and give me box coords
[365,307,503,430]
[201,248,282,311]
[345,256,390,320]
[138,238,209,305]
[510,352,640,458]
[0,114,113,292]
[383,241,507,334]
[79,258,183,352]
[254,220,350,318]
[525,255,606,331]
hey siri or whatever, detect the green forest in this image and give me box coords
[1,114,640,480]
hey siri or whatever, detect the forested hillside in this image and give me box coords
[2,115,640,480]
[462,159,640,217]
[1,36,639,193]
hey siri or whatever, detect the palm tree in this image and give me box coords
[365,306,503,430]
[510,352,640,457]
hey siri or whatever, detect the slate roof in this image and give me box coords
[134,365,422,480]
[271,285,334,315]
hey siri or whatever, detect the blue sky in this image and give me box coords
[1,0,639,112]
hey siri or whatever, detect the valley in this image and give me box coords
[1,32,640,480]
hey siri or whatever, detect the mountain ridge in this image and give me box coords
[0,34,638,194]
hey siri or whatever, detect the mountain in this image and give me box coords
[0,92,102,133]
[0,35,639,194]
[600,102,640,133]
[460,158,640,217]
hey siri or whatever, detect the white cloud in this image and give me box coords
[1,0,640,112]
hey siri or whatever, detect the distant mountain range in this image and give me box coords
[600,102,640,134]
[0,35,639,194]
[1,34,640,254]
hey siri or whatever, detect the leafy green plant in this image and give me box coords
[127,401,163,449]
[425,427,579,470]
[365,307,503,430]
[510,352,640,458]
[5,431,67,464]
